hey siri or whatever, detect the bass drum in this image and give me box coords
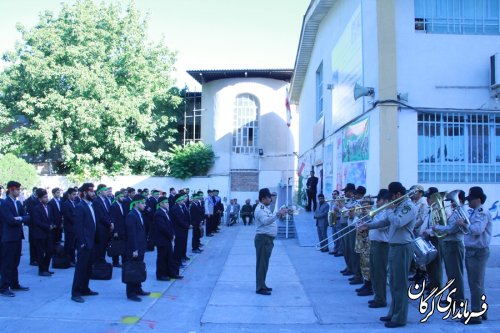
[412,237,438,266]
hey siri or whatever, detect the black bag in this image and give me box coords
[90,262,113,280]
[106,239,126,257]
[52,254,71,269]
[122,260,146,284]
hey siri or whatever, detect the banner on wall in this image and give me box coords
[342,117,369,162]
[324,140,334,194]
[343,162,367,187]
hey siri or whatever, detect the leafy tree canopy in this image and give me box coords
[0,153,39,190]
[0,0,182,178]
[167,142,215,179]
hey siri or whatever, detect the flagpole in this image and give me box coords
[285,87,292,239]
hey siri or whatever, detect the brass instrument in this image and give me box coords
[328,211,337,226]
[429,191,448,238]
[446,190,471,235]
[315,189,417,250]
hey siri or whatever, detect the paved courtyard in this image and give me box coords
[0,212,498,333]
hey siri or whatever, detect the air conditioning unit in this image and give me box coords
[491,53,500,97]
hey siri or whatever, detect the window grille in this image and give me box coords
[418,111,500,183]
[415,0,500,35]
[232,94,259,154]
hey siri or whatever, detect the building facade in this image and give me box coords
[187,69,297,205]
[291,0,500,242]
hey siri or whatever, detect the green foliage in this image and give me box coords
[0,153,39,189]
[0,0,181,177]
[167,142,215,179]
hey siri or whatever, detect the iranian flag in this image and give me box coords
[285,88,291,127]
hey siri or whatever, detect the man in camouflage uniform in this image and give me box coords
[354,196,373,296]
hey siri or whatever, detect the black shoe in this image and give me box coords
[349,278,363,285]
[329,251,336,255]
[461,317,482,325]
[368,299,376,304]
[71,296,85,303]
[256,289,271,295]
[157,276,171,281]
[170,275,184,280]
[39,272,51,277]
[265,286,273,291]
[192,249,202,253]
[138,290,150,296]
[369,301,387,308]
[113,263,122,268]
[128,296,142,302]
[334,253,343,257]
[385,322,405,328]
[207,234,214,237]
[482,314,487,321]
[355,283,368,292]
[342,271,354,276]
[1,290,15,297]
[340,268,349,274]
[12,285,29,291]
[380,316,392,322]
[82,290,98,296]
[320,248,328,252]
[348,276,356,281]
[357,289,374,296]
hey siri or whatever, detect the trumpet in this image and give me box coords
[315,189,416,250]
[325,196,347,203]
[429,191,448,238]
[339,204,374,216]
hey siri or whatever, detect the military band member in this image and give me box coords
[432,190,466,307]
[339,183,355,276]
[362,182,416,328]
[346,186,364,285]
[457,186,492,325]
[314,194,330,252]
[366,189,391,308]
[422,187,443,293]
[409,185,428,284]
[254,188,287,295]
[354,196,373,296]
[329,190,342,256]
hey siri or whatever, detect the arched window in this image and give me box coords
[232,94,259,154]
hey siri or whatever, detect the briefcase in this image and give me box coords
[90,262,113,280]
[52,254,71,269]
[122,260,147,284]
[106,239,126,257]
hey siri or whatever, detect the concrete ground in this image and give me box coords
[0,213,498,333]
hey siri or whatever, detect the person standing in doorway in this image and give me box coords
[306,171,318,212]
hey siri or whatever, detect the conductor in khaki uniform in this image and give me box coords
[254,188,286,296]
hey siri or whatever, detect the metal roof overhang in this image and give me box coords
[186,69,293,84]
[290,0,337,104]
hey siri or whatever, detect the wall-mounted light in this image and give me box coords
[397,93,409,102]
[258,149,264,156]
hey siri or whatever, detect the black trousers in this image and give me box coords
[192,225,201,250]
[35,238,53,273]
[241,214,253,225]
[306,191,317,211]
[205,215,214,235]
[125,254,144,298]
[64,231,76,263]
[1,241,22,290]
[71,246,94,297]
[173,230,188,266]
[156,244,177,278]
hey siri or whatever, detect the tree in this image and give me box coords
[0,0,181,178]
[167,142,215,179]
[0,153,39,190]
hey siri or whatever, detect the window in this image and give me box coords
[316,63,324,121]
[232,94,259,154]
[415,0,500,35]
[418,111,500,183]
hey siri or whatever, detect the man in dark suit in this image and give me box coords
[48,187,63,246]
[171,194,190,268]
[0,181,30,297]
[168,188,176,209]
[23,187,39,266]
[125,195,150,301]
[145,189,160,249]
[306,171,319,212]
[32,189,55,276]
[122,187,135,215]
[71,183,99,303]
[92,184,114,263]
[110,191,127,267]
[62,188,78,265]
[152,196,182,281]
[190,194,204,253]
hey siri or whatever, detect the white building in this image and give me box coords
[291,0,500,242]
[187,69,298,205]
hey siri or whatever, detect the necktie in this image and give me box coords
[12,198,19,215]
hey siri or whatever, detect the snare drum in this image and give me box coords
[412,237,438,266]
